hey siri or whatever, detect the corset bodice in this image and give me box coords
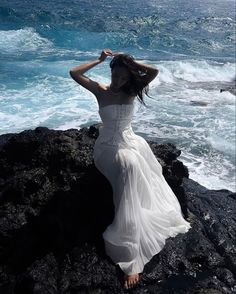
[96,103,135,146]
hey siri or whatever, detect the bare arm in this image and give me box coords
[69,49,113,96]
[122,55,159,85]
[132,60,159,84]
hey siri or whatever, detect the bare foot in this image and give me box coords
[124,273,140,289]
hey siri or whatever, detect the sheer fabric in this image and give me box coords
[93,103,191,275]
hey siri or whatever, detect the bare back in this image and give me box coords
[96,84,135,108]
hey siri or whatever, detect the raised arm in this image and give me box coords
[123,55,159,85]
[69,49,113,96]
[133,61,159,84]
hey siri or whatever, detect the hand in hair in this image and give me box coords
[99,49,113,62]
[126,58,159,82]
[110,52,158,84]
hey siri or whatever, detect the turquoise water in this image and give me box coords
[0,0,235,191]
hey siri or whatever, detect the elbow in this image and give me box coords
[69,69,75,78]
[69,70,78,80]
[150,68,159,80]
[151,68,159,81]
[69,69,83,79]
[146,69,159,84]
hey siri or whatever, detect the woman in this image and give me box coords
[70,49,191,289]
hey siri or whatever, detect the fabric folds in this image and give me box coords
[93,103,191,275]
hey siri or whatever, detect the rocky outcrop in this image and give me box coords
[0,126,235,293]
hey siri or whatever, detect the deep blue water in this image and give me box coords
[0,0,235,191]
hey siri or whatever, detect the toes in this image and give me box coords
[128,280,133,288]
[124,274,140,289]
[124,281,128,289]
[128,280,136,289]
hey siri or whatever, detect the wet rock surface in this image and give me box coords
[0,126,235,293]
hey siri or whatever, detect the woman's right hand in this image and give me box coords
[99,49,113,62]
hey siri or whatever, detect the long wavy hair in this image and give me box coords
[110,54,151,106]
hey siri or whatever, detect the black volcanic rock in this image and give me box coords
[0,125,235,293]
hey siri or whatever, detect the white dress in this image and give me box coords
[93,103,191,275]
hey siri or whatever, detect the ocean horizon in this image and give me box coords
[0,0,235,192]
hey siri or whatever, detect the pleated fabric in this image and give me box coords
[93,103,191,275]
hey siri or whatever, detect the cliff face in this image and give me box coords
[0,126,235,294]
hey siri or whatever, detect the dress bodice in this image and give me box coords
[99,103,134,130]
[96,103,135,147]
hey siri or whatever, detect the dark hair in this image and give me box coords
[110,54,151,106]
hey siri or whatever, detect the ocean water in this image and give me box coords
[0,0,235,192]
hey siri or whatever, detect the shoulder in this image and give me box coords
[92,84,109,105]
[97,84,109,92]
[95,84,109,100]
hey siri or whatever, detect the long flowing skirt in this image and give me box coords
[93,131,191,275]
